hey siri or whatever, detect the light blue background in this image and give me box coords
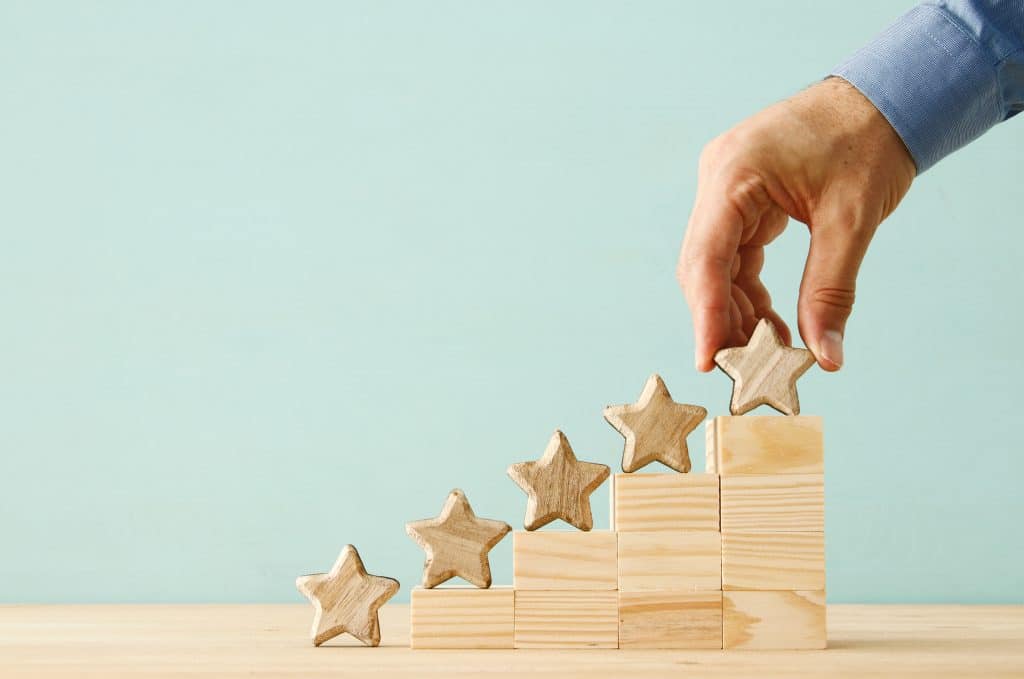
[1,1,1021,604]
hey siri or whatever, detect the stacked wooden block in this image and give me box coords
[410,416,826,650]
[711,415,827,649]
[411,586,516,649]
[513,531,618,648]
[613,472,723,648]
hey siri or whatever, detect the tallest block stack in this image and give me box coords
[708,415,827,649]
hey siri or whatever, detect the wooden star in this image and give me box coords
[405,489,511,589]
[714,318,816,416]
[507,430,610,531]
[295,544,399,647]
[604,373,707,473]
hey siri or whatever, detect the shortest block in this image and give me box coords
[515,590,618,649]
[411,587,514,649]
[723,590,826,649]
[619,591,722,649]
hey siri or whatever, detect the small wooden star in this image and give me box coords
[604,373,707,473]
[507,430,610,531]
[295,544,399,647]
[405,489,511,589]
[714,318,816,415]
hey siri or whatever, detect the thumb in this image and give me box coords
[797,208,877,372]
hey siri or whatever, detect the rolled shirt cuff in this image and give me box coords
[831,4,1005,173]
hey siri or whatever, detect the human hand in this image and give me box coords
[677,77,916,372]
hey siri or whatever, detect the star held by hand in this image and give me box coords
[507,430,610,531]
[714,318,816,415]
[405,489,511,589]
[604,373,707,473]
[295,544,400,647]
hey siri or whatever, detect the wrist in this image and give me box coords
[804,78,916,177]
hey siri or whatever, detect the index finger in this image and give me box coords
[677,183,745,371]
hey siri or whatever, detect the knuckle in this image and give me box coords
[698,136,724,168]
[724,175,764,211]
[699,128,743,171]
[807,286,856,312]
[831,205,866,232]
[681,248,733,279]
[696,298,732,317]
[675,260,688,289]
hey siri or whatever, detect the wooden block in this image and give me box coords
[723,590,826,649]
[294,545,400,647]
[721,531,825,590]
[405,489,511,588]
[513,530,617,590]
[611,473,719,532]
[714,318,816,415]
[720,474,824,532]
[603,373,707,473]
[617,531,721,591]
[706,416,823,475]
[410,587,514,649]
[514,590,618,649]
[507,430,610,531]
[618,591,723,649]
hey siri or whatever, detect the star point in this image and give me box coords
[405,489,511,589]
[714,318,816,415]
[295,544,399,647]
[507,430,610,531]
[604,373,707,473]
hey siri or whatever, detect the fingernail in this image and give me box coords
[820,330,844,369]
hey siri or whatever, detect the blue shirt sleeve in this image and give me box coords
[831,0,1023,173]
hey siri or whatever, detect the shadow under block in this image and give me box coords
[617,531,722,591]
[706,416,823,475]
[618,591,723,649]
[514,590,618,649]
[610,473,719,532]
[410,587,514,649]
[513,531,617,590]
[723,590,826,649]
[721,531,825,590]
[720,474,824,532]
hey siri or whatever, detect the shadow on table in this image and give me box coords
[828,636,1004,652]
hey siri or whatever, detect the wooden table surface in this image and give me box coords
[2,604,1022,678]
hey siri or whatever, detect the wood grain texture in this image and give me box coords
[617,531,722,592]
[603,374,707,473]
[706,416,823,476]
[513,530,617,590]
[618,591,723,649]
[611,473,719,532]
[723,590,826,649]
[722,532,825,591]
[507,430,610,531]
[294,545,400,647]
[720,474,824,532]
[405,489,511,589]
[5,604,1024,677]
[514,590,619,649]
[714,318,816,416]
[410,587,513,649]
